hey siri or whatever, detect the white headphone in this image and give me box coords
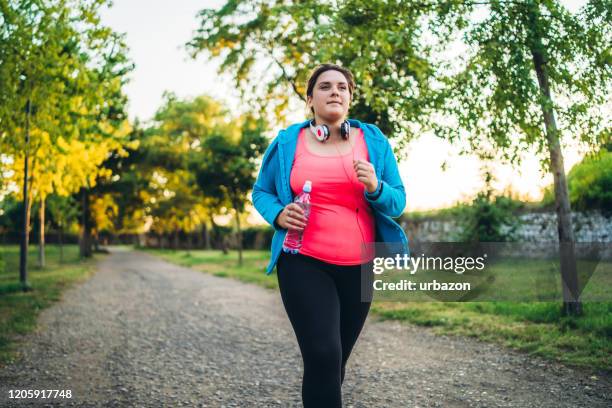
[309,119,351,142]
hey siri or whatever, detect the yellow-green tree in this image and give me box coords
[139,94,232,250]
[0,0,133,283]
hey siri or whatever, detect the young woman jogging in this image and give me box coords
[252,63,409,407]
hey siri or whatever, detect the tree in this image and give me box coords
[88,123,149,245]
[430,0,610,315]
[187,0,440,148]
[137,94,230,249]
[1,0,78,288]
[192,114,268,265]
[0,0,133,280]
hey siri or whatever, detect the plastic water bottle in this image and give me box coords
[282,180,312,254]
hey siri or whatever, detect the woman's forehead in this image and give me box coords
[316,70,347,84]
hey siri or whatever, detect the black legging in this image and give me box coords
[276,251,374,408]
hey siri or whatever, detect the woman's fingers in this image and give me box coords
[287,204,307,222]
[353,159,373,171]
[287,217,305,230]
[358,162,372,170]
[289,203,305,215]
[289,223,304,231]
[282,204,307,230]
[289,214,307,228]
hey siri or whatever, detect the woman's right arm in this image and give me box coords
[252,137,308,232]
[252,138,286,231]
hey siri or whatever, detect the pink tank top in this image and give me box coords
[289,127,376,265]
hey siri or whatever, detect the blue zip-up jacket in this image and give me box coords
[251,119,410,275]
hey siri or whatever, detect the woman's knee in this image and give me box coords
[302,339,342,372]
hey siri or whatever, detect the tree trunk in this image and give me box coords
[531,35,581,315]
[38,195,45,268]
[187,231,192,255]
[204,221,211,250]
[79,188,92,258]
[173,227,179,250]
[59,225,64,263]
[234,208,243,266]
[19,97,32,291]
[196,225,203,249]
[93,229,100,252]
[210,215,226,253]
[221,237,228,255]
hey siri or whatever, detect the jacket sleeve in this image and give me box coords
[251,137,286,231]
[363,128,406,218]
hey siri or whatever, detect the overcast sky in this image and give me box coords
[100,0,589,223]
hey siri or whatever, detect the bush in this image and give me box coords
[454,191,524,242]
[542,150,612,215]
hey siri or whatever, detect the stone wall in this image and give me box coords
[402,210,612,243]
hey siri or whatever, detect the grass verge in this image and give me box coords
[0,245,100,367]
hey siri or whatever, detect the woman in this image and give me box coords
[252,63,409,407]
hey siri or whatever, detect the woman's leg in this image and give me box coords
[331,263,373,384]
[277,252,343,408]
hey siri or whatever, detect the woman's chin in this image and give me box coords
[321,109,346,121]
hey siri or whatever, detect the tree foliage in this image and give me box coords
[432,0,610,165]
[187,0,442,152]
[0,0,134,263]
[543,148,612,215]
[191,113,268,262]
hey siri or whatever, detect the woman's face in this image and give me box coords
[308,70,351,122]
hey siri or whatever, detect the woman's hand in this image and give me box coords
[276,203,308,231]
[353,159,378,193]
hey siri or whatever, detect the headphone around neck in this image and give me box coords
[309,119,351,142]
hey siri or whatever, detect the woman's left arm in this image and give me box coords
[363,139,406,218]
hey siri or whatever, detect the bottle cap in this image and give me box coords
[303,180,312,193]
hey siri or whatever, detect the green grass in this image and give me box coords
[0,244,100,367]
[371,301,611,370]
[144,247,612,372]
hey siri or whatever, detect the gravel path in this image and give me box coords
[0,248,610,407]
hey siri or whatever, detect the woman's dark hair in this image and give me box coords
[306,64,355,115]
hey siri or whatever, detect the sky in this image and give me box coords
[99,0,590,225]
